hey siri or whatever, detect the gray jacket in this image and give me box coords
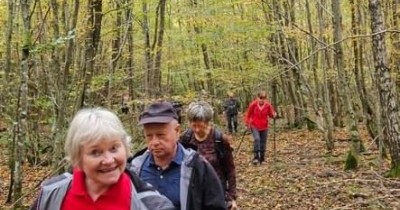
[30,168,176,210]
[130,144,226,210]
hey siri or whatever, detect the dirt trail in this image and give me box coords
[1,127,399,209]
[233,128,399,210]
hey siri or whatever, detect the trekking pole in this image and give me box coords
[273,116,276,159]
[272,81,278,160]
[235,129,248,158]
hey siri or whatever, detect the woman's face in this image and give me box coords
[258,95,266,105]
[189,120,210,138]
[79,138,127,190]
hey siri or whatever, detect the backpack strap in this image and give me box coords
[181,129,193,144]
[213,129,229,191]
[213,129,225,160]
[180,128,226,175]
[179,129,198,151]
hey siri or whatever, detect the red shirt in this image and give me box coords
[244,99,275,130]
[61,169,131,210]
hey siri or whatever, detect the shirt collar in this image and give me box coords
[69,168,88,196]
[69,168,130,198]
[172,144,184,165]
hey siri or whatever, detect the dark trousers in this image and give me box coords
[251,128,268,162]
[226,114,238,133]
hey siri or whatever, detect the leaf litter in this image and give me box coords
[0,126,399,209]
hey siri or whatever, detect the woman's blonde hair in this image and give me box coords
[64,107,131,166]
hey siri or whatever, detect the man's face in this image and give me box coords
[143,122,180,160]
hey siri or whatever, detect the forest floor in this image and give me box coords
[1,123,400,209]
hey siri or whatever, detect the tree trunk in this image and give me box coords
[305,0,320,100]
[331,0,362,169]
[350,0,379,149]
[389,0,400,92]
[190,0,214,96]
[124,0,135,103]
[284,0,307,128]
[142,0,166,98]
[369,0,400,176]
[5,0,15,82]
[142,0,152,97]
[5,0,16,203]
[316,0,334,151]
[13,0,31,206]
[270,0,300,128]
[106,0,122,106]
[153,0,167,97]
[79,0,102,109]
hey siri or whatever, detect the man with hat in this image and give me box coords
[129,101,227,210]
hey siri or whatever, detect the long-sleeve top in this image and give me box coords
[244,99,275,130]
[183,128,237,202]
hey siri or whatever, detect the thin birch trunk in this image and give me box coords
[369,0,400,176]
[12,0,31,206]
[5,0,16,203]
[317,0,334,151]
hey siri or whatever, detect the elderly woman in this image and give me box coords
[244,90,276,165]
[179,101,238,210]
[30,108,175,210]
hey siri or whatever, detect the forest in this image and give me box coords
[0,0,400,209]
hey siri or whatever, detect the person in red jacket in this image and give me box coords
[244,91,276,165]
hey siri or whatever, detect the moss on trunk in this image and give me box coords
[386,165,400,177]
[344,151,358,170]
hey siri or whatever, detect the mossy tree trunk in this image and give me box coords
[369,0,400,176]
[12,0,31,206]
[331,0,362,169]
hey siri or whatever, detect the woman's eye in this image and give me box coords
[91,150,102,156]
[110,144,120,152]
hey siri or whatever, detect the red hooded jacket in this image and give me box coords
[244,99,275,131]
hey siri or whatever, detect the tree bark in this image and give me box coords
[142,0,166,98]
[305,0,320,100]
[316,0,334,151]
[142,0,152,97]
[5,0,16,203]
[190,0,214,95]
[79,0,102,108]
[369,0,400,174]
[331,0,361,163]
[124,0,135,102]
[153,0,167,97]
[13,0,31,206]
[106,0,122,106]
[350,0,378,147]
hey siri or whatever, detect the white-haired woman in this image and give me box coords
[180,101,238,210]
[30,108,175,210]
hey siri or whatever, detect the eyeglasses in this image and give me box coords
[259,96,266,99]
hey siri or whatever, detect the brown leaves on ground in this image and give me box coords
[233,127,399,210]
[1,126,400,209]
